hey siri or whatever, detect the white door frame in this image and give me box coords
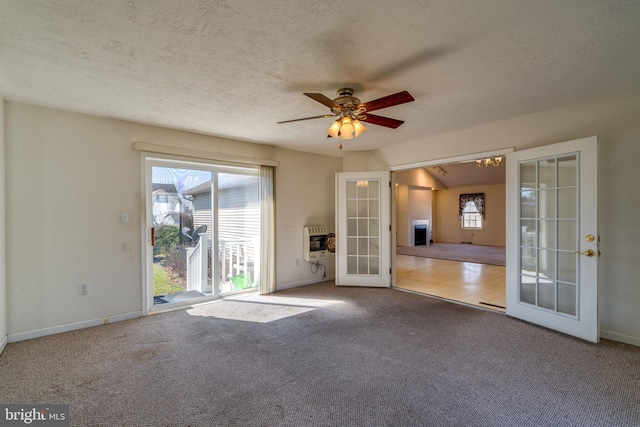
[140,153,262,314]
[389,148,514,288]
[336,171,391,287]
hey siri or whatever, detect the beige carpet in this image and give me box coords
[1,282,638,426]
[397,242,506,266]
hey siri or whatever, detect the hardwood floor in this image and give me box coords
[395,254,506,312]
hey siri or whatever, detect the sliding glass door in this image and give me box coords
[145,157,260,309]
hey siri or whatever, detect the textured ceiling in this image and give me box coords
[2,0,640,156]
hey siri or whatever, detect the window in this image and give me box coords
[459,193,485,230]
[461,201,483,229]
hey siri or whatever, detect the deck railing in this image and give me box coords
[186,237,256,293]
[220,239,255,290]
[186,234,209,293]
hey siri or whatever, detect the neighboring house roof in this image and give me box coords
[152,183,178,194]
[185,175,257,196]
[184,181,212,196]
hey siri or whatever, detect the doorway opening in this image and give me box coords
[392,153,508,311]
[146,157,261,309]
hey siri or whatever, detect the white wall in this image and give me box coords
[395,185,409,246]
[5,104,145,338]
[0,97,6,353]
[4,102,341,340]
[395,168,445,189]
[435,184,506,246]
[356,90,640,346]
[342,150,388,172]
[274,148,342,288]
[396,186,433,246]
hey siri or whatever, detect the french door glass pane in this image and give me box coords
[518,155,578,317]
[347,200,357,216]
[538,249,556,279]
[520,163,537,187]
[347,181,357,198]
[521,247,535,273]
[369,200,379,217]
[558,283,577,315]
[345,178,382,276]
[538,220,556,249]
[369,257,380,275]
[558,251,577,283]
[558,188,576,218]
[558,220,576,251]
[369,219,379,236]
[520,276,536,304]
[538,159,556,186]
[538,279,555,310]
[538,189,556,218]
[358,200,368,216]
[558,155,577,187]
[521,190,536,218]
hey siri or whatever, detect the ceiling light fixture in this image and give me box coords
[324,89,369,149]
[278,88,414,150]
[327,112,367,148]
[434,166,447,176]
[476,157,503,167]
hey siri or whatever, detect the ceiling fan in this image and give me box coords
[278,88,415,148]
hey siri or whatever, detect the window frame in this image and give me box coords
[460,200,484,230]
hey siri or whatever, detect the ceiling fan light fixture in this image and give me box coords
[280,88,414,148]
[327,120,341,138]
[340,116,355,139]
[353,119,367,137]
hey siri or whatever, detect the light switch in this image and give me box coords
[120,212,129,223]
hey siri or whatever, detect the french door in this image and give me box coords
[505,136,599,342]
[336,171,391,287]
[144,157,260,312]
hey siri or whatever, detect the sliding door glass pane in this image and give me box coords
[217,172,260,294]
[151,162,261,305]
[152,167,213,302]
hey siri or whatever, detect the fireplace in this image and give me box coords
[414,224,427,246]
[411,219,429,246]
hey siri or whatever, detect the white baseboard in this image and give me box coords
[600,329,640,347]
[7,311,143,343]
[276,276,335,291]
[0,335,7,354]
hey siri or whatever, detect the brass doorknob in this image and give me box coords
[575,249,595,257]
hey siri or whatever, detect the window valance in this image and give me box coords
[132,141,279,167]
[459,193,485,219]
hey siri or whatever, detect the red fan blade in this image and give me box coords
[360,91,414,113]
[360,113,405,129]
[277,114,336,124]
[304,93,341,110]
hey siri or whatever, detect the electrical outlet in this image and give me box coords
[294,258,300,267]
[80,284,89,296]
